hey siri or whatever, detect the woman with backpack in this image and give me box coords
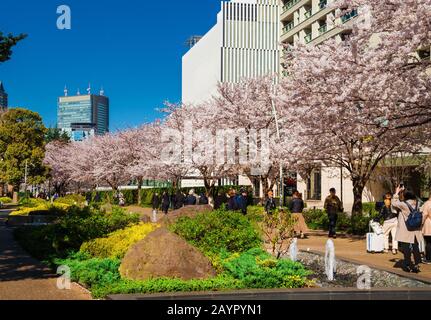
[392,186,424,273]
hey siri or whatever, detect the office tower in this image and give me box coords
[57,87,109,141]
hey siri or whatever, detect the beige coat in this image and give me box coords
[392,197,424,244]
[422,200,431,236]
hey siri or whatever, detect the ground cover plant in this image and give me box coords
[15,206,313,298]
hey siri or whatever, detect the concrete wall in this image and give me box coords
[182,23,222,104]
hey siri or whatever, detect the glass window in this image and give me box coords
[307,168,322,200]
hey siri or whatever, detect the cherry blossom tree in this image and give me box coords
[213,77,288,199]
[278,1,430,216]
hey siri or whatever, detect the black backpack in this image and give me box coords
[404,201,423,231]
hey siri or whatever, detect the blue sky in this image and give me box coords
[0,0,221,130]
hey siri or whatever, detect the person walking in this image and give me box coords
[199,193,209,205]
[265,191,277,215]
[237,189,249,215]
[227,189,238,211]
[214,191,228,210]
[374,192,399,255]
[421,194,431,264]
[174,190,184,209]
[161,191,170,215]
[185,189,197,206]
[151,192,161,222]
[392,186,424,273]
[324,188,343,239]
[290,191,308,239]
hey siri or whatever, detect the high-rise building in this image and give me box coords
[57,88,109,141]
[182,0,280,104]
[280,0,357,46]
[0,81,8,112]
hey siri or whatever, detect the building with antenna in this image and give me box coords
[0,81,8,112]
[57,85,109,141]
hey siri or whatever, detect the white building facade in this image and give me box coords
[183,0,280,104]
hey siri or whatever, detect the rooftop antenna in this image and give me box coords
[87,83,91,95]
[185,35,203,48]
[100,86,105,96]
[64,85,68,97]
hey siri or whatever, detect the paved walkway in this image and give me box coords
[297,233,431,284]
[0,209,91,300]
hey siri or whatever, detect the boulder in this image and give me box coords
[168,205,213,220]
[119,228,216,281]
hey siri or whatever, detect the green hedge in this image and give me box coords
[303,204,379,236]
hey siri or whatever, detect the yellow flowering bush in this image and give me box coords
[10,204,50,216]
[0,197,12,204]
[80,223,159,259]
[9,200,71,216]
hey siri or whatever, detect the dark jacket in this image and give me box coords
[214,194,228,210]
[199,194,209,205]
[265,197,277,214]
[174,192,184,209]
[185,195,197,206]
[161,194,170,208]
[290,198,304,213]
[228,196,237,211]
[237,195,248,215]
[375,205,398,222]
[324,195,343,217]
[152,194,160,209]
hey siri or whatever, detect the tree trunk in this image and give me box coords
[261,177,272,202]
[137,177,143,206]
[203,177,215,199]
[351,181,365,217]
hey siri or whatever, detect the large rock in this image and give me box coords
[168,205,213,219]
[119,228,216,281]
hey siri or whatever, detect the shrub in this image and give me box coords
[303,206,379,235]
[10,201,70,216]
[55,253,122,288]
[261,210,296,259]
[169,209,262,257]
[55,195,86,207]
[0,197,12,204]
[14,206,140,261]
[80,223,159,259]
[220,248,312,289]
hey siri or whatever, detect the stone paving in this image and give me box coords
[0,208,91,300]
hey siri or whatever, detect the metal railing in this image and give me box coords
[318,24,327,34]
[282,0,301,14]
[283,21,295,34]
